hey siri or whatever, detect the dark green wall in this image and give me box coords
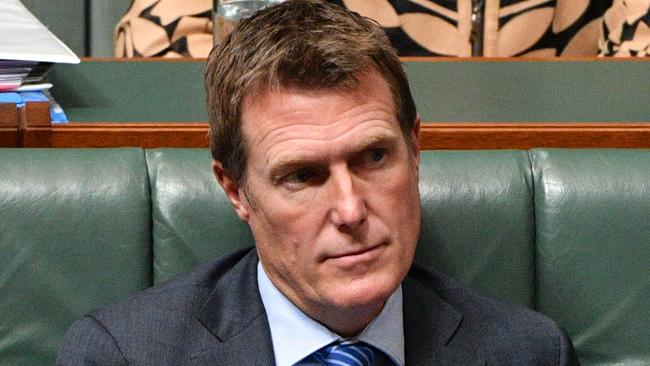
[49,60,650,123]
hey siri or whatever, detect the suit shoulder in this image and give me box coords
[406,263,577,364]
[408,262,556,330]
[59,247,256,364]
[58,314,128,365]
[91,247,254,322]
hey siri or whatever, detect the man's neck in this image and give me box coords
[257,261,406,366]
[259,262,389,336]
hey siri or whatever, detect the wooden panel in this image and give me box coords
[0,103,18,126]
[20,102,52,147]
[22,101,52,127]
[41,123,209,148]
[0,103,19,147]
[420,123,650,149]
[18,121,650,149]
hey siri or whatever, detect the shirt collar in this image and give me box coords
[257,261,405,366]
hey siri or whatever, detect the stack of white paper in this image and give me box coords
[0,0,80,91]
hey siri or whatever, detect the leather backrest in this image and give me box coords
[147,149,536,307]
[531,149,650,365]
[0,148,152,366]
[3,147,648,366]
[417,151,535,307]
[146,149,253,284]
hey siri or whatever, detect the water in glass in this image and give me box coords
[213,0,286,44]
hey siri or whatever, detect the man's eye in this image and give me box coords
[367,148,387,163]
[284,169,314,184]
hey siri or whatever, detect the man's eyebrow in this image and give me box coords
[267,156,325,178]
[355,133,400,151]
[267,133,400,177]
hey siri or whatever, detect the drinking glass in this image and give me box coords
[213,0,286,44]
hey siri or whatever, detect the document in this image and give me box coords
[0,0,80,63]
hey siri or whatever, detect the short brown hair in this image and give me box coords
[205,0,416,187]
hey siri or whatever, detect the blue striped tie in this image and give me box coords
[312,341,376,366]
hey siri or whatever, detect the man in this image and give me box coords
[58,1,579,364]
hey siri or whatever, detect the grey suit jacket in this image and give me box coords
[57,247,579,365]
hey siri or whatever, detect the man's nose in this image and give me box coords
[328,168,367,230]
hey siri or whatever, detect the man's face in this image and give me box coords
[216,71,420,331]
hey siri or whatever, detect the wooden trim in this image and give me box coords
[0,103,19,147]
[420,123,650,149]
[34,123,210,148]
[19,102,52,147]
[22,101,51,128]
[18,121,650,149]
[0,103,17,127]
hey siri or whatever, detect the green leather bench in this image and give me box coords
[1,148,648,365]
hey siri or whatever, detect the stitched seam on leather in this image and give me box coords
[527,149,540,312]
[142,148,155,287]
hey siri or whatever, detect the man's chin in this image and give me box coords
[324,280,397,312]
[310,283,395,336]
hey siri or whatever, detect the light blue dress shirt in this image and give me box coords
[257,261,405,366]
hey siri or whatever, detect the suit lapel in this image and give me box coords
[190,249,276,365]
[187,250,486,365]
[403,272,485,366]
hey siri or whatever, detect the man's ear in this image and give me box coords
[410,115,421,168]
[213,160,251,222]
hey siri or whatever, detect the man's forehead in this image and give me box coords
[243,94,396,144]
[241,70,396,119]
[269,131,401,162]
[243,65,389,100]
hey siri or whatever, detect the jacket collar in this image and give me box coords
[403,267,485,366]
[191,249,275,365]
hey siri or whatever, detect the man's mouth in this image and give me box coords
[325,242,386,268]
[329,244,380,258]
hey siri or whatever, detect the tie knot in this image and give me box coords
[315,341,377,366]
